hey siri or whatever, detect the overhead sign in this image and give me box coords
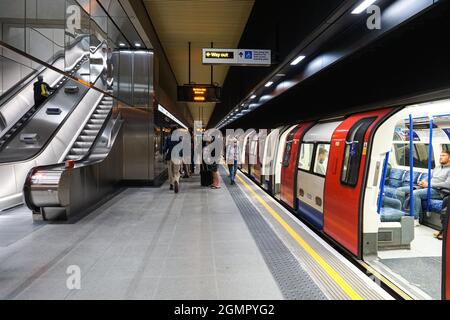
[177,84,221,103]
[202,48,271,66]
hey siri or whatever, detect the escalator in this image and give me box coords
[0,40,111,210]
[23,106,123,221]
[0,32,90,136]
[0,55,89,155]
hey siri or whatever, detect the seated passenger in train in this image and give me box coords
[395,150,450,218]
[315,147,329,175]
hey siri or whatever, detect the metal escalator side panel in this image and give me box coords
[26,123,124,221]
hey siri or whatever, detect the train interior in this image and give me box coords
[365,99,450,300]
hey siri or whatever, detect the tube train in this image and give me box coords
[232,97,450,300]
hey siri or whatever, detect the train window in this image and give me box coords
[298,143,314,171]
[313,144,330,176]
[282,129,299,167]
[282,141,293,167]
[341,117,376,186]
[394,143,435,169]
[442,144,450,152]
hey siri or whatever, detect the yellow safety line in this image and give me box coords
[234,172,364,300]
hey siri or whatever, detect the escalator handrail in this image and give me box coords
[0,61,104,163]
[0,52,90,152]
[0,52,64,107]
[0,33,89,107]
[0,39,139,109]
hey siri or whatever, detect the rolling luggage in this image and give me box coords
[200,165,213,187]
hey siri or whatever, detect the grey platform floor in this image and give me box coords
[0,175,285,300]
[0,171,393,300]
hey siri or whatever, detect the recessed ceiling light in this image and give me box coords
[250,95,257,100]
[351,0,377,14]
[265,81,274,87]
[290,55,306,66]
[119,43,126,47]
[135,43,141,47]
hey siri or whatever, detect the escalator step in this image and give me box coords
[82,129,99,135]
[95,109,110,115]
[74,141,93,148]
[85,124,102,130]
[79,136,96,142]
[71,148,89,155]
[88,119,103,125]
[92,114,107,120]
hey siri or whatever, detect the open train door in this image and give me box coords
[323,108,393,257]
[444,204,449,299]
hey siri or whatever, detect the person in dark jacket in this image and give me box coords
[33,75,54,106]
[163,127,181,193]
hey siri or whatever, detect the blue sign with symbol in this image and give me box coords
[244,51,252,59]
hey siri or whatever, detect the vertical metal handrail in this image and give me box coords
[409,114,415,217]
[377,152,390,214]
[426,117,434,212]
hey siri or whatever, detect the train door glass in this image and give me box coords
[368,110,450,300]
[298,143,314,171]
[313,144,330,176]
[282,130,298,167]
[341,117,376,186]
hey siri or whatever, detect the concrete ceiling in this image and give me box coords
[143,0,254,126]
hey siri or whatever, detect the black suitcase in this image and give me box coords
[200,165,212,186]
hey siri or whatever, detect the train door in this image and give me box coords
[296,121,342,230]
[240,131,254,174]
[262,128,281,193]
[249,133,261,183]
[274,125,297,199]
[363,100,450,300]
[323,110,391,256]
[280,123,312,209]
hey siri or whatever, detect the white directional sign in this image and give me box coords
[202,48,271,66]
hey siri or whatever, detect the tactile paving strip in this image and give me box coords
[220,168,327,300]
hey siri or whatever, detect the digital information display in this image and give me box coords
[177,85,222,103]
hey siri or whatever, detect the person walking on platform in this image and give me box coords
[226,136,240,185]
[210,137,221,189]
[164,127,181,193]
[33,75,54,106]
[189,127,196,174]
[200,139,213,187]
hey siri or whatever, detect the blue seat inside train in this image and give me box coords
[381,168,445,222]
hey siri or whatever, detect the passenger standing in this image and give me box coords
[33,75,54,106]
[189,127,195,174]
[163,127,181,193]
[200,138,211,187]
[226,136,240,185]
[210,137,221,189]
